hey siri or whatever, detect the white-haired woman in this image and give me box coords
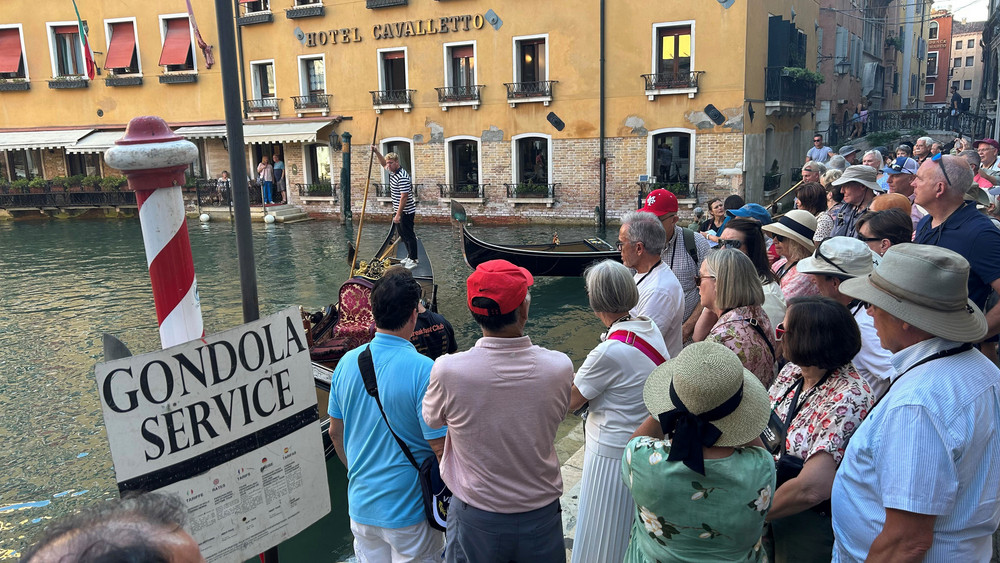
[569,260,670,563]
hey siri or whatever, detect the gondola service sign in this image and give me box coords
[94,307,330,561]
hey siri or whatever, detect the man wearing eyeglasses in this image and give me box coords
[883,156,925,230]
[618,211,685,357]
[806,134,834,164]
[973,138,1000,186]
[796,237,894,398]
[913,154,1000,362]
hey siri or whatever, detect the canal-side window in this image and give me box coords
[655,25,692,80]
[67,153,101,177]
[306,143,331,184]
[448,139,479,186]
[652,132,691,184]
[299,55,325,96]
[927,52,938,76]
[104,20,140,74]
[243,0,270,14]
[514,37,546,84]
[48,24,84,77]
[7,149,42,180]
[447,43,475,91]
[158,16,194,72]
[514,136,549,185]
[251,60,276,99]
[380,139,413,184]
[0,27,28,79]
[380,49,407,93]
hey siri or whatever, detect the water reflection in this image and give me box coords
[0,217,605,558]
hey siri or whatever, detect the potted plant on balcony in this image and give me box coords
[28,177,48,193]
[0,178,9,193]
[11,178,30,194]
[81,174,101,192]
[66,174,85,192]
[100,175,128,192]
[662,182,691,198]
[781,67,824,86]
[50,175,68,192]
[516,182,550,198]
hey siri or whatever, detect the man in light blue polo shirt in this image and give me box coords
[328,267,447,562]
[835,244,1000,561]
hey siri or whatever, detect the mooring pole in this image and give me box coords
[341,131,352,222]
[105,117,204,348]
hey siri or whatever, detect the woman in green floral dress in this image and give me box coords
[622,341,776,562]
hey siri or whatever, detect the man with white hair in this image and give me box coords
[913,136,933,164]
[861,150,883,171]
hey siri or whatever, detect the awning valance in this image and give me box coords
[174,121,333,145]
[173,125,227,139]
[0,28,23,74]
[104,22,136,69]
[158,18,191,66]
[0,129,93,151]
[65,130,124,154]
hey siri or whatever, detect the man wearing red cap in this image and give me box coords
[424,260,573,563]
[974,138,1000,185]
[639,188,709,341]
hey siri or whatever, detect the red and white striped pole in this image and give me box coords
[105,116,204,348]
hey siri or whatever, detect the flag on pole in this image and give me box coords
[71,0,96,80]
[186,0,215,69]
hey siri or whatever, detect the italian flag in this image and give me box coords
[72,0,96,80]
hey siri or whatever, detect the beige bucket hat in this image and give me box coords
[839,243,988,342]
[797,237,876,279]
[832,164,883,193]
[762,209,817,251]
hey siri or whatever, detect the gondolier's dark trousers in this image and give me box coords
[398,212,418,260]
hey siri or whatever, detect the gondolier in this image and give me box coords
[373,145,419,269]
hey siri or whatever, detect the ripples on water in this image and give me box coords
[0,217,606,558]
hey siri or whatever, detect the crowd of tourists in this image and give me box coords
[20,143,1000,563]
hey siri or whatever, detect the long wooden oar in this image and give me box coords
[350,117,379,277]
[766,178,805,211]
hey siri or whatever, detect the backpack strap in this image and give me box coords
[681,227,700,265]
[358,346,420,471]
[608,330,668,365]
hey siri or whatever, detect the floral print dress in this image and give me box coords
[621,437,776,562]
[772,258,820,301]
[708,305,777,388]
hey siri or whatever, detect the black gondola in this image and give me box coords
[451,201,621,277]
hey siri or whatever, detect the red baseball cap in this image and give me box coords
[467,260,534,316]
[974,138,1000,151]
[639,189,679,216]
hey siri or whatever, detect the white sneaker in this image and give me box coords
[403,258,418,270]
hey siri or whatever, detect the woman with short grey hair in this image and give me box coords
[568,259,669,563]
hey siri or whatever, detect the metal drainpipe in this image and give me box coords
[599,0,607,231]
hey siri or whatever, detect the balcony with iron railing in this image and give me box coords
[292,93,332,116]
[504,182,558,207]
[375,182,424,203]
[504,80,557,107]
[238,3,274,25]
[435,85,484,110]
[296,181,336,201]
[367,0,406,8]
[636,182,703,208]
[370,89,415,113]
[245,97,281,118]
[764,67,816,115]
[438,183,486,202]
[285,1,324,18]
[642,71,704,100]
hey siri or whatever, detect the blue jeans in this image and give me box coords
[263,181,274,204]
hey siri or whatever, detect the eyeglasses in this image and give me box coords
[694,274,716,287]
[616,240,635,251]
[775,322,786,342]
[931,152,953,187]
[718,239,743,249]
[814,239,848,274]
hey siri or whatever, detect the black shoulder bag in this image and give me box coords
[358,346,450,531]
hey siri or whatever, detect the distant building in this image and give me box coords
[951,20,987,113]
[925,10,953,106]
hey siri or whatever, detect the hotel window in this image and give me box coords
[50,24,84,77]
[380,49,407,93]
[159,17,194,72]
[966,56,975,66]
[242,0,270,13]
[964,79,973,90]
[652,132,691,184]
[300,56,325,96]
[7,149,42,180]
[380,139,413,184]
[67,153,101,177]
[449,139,479,187]
[925,82,935,97]
[104,20,139,74]
[296,0,321,4]
[447,43,475,93]
[927,52,938,76]
[514,37,546,84]
[251,61,275,99]
[0,27,27,79]
[928,21,938,40]
[306,144,331,184]
[515,136,549,185]
[657,25,692,80]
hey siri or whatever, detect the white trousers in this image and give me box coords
[350,518,444,563]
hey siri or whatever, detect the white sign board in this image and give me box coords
[94,307,331,561]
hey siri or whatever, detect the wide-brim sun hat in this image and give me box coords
[797,236,875,278]
[832,165,883,193]
[762,209,817,251]
[839,243,987,342]
[643,341,771,449]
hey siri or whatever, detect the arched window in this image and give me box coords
[928,21,939,40]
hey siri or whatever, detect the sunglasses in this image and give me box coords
[718,239,743,249]
[772,234,787,243]
[694,274,716,287]
[857,234,882,243]
[775,322,786,342]
[931,152,953,187]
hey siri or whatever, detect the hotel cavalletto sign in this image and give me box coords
[303,13,485,47]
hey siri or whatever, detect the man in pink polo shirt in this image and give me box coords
[424,260,573,563]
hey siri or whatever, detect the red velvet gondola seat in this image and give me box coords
[310,277,376,366]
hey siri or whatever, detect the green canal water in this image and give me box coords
[0,217,607,560]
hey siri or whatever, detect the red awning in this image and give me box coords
[53,25,78,35]
[104,22,135,69]
[0,28,22,74]
[158,19,191,66]
[451,46,474,59]
[383,50,405,60]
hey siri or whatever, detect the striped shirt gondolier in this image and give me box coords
[390,167,417,215]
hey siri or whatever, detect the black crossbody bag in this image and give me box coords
[358,346,451,531]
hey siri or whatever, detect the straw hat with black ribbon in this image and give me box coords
[642,341,771,475]
[762,209,817,251]
[839,243,988,343]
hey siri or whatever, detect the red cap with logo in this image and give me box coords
[639,188,679,216]
[467,260,534,316]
